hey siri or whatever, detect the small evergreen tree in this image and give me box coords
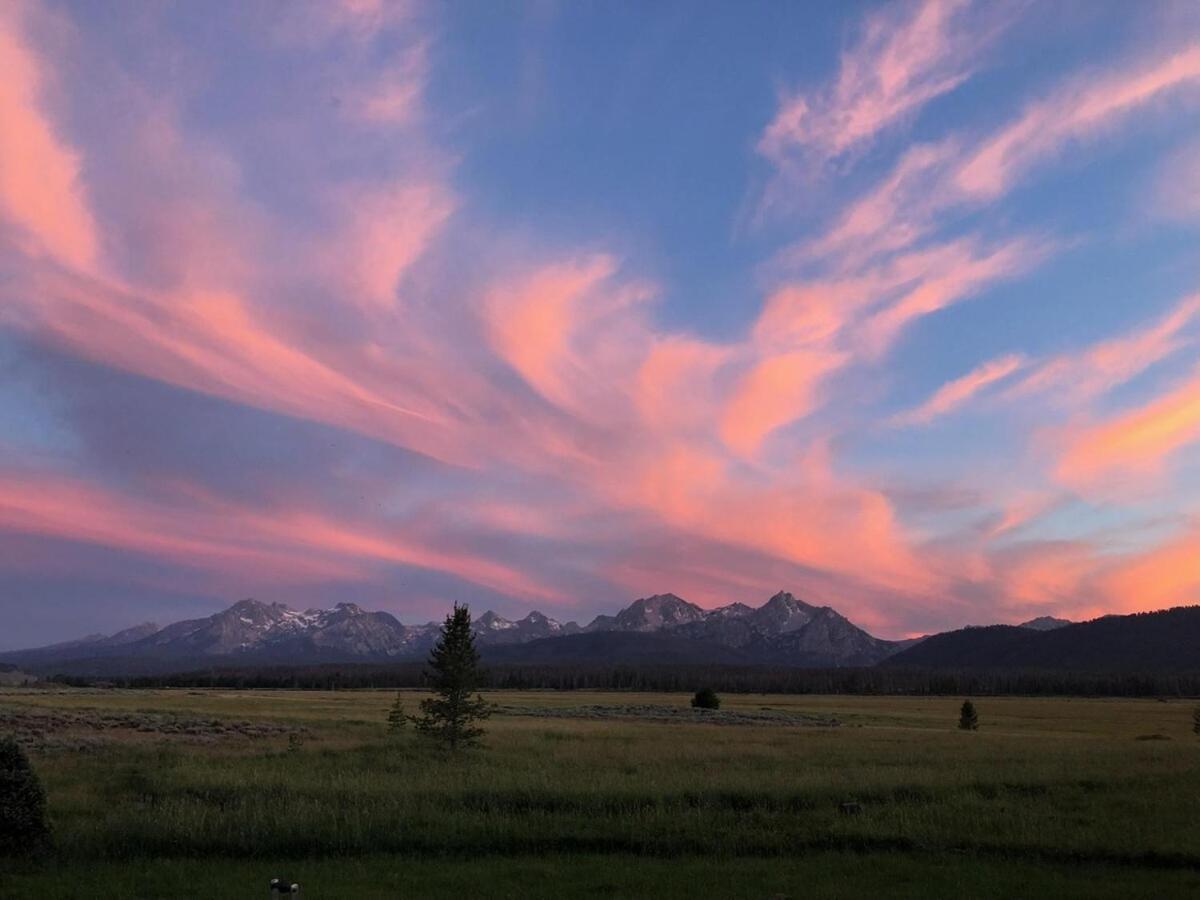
[386,693,409,734]
[958,699,979,731]
[0,737,49,855]
[691,687,721,710]
[414,604,491,749]
[1193,705,1200,736]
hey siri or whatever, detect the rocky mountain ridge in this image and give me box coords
[3,591,904,671]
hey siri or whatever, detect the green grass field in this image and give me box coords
[2,688,1199,898]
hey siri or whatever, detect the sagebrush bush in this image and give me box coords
[0,736,49,855]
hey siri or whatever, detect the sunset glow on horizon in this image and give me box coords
[1,0,1198,648]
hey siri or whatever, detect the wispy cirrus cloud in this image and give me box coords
[893,353,1026,427]
[956,43,1200,199]
[758,0,1002,177]
[1007,293,1200,404]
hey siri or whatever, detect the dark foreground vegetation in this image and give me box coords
[52,662,1200,698]
[2,689,1200,898]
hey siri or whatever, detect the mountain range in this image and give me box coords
[1,591,907,673]
[5,593,1197,675]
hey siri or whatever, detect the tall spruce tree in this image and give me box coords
[958,699,979,731]
[414,604,491,749]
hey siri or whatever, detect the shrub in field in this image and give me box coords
[1193,705,1200,735]
[0,736,49,855]
[958,700,979,731]
[386,693,409,734]
[691,687,721,710]
[414,604,491,750]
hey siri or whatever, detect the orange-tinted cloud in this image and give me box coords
[1098,528,1200,612]
[718,350,846,456]
[1055,371,1200,489]
[989,527,1200,623]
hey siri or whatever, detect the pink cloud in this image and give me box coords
[1153,140,1200,221]
[893,353,1026,426]
[355,43,428,125]
[272,0,416,46]
[982,491,1065,539]
[0,4,97,270]
[956,43,1200,199]
[859,236,1042,355]
[633,336,731,434]
[328,180,455,308]
[758,0,999,173]
[1009,293,1200,403]
[0,470,567,603]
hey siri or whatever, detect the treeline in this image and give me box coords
[48,663,1200,697]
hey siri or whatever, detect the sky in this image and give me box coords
[1,0,1199,649]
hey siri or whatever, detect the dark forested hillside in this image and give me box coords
[480,631,753,666]
[886,606,1200,671]
[56,662,1200,697]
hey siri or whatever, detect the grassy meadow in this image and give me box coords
[2,688,1199,898]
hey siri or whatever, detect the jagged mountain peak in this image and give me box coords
[472,609,579,644]
[476,610,515,628]
[614,593,706,629]
[750,591,820,633]
[763,591,815,610]
[223,598,290,622]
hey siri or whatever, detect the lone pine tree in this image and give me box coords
[958,699,979,731]
[414,604,491,749]
[1193,705,1200,736]
[386,693,408,734]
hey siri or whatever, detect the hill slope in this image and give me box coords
[886,607,1200,671]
